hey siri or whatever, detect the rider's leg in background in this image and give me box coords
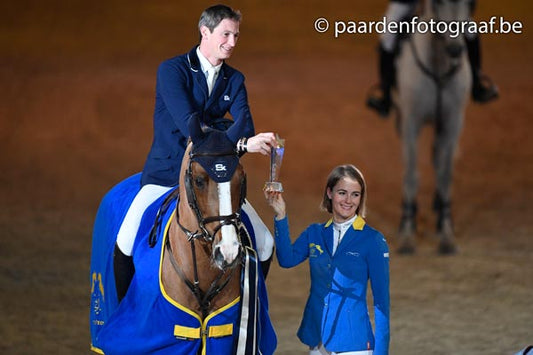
[465,30,499,103]
[366,1,415,117]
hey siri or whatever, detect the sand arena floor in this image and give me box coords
[1,1,531,354]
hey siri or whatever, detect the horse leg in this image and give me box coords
[432,112,463,254]
[398,200,417,254]
[398,121,420,254]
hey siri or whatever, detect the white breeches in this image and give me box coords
[381,2,415,52]
[116,184,174,256]
[242,199,274,261]
[116,186,274,261]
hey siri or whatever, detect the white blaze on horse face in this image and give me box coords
[216,181,240,264]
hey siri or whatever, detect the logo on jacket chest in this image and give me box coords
[345,251,360,257]
[309,243,324,257]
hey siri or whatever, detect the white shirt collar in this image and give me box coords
[196,47,222,75]
[332,215,357,254]
[333,215,357,232]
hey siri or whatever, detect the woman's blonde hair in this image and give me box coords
[320,164,367,218]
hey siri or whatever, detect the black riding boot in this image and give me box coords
[466,36,499,103]
[113,243,135,302]
[260,254,273,280]
[367,45,396,118]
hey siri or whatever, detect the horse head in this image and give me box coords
[426,0,474,60]
[178,113,246,270]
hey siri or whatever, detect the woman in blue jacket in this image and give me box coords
[265,164,390,355]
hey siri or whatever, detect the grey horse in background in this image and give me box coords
[394,0,472,254]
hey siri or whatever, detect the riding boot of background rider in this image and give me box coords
[366,45,396,118]
[465,35,499,103]
[113,243,135,302]
[366,0,414,118]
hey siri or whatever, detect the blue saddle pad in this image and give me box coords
[89,174,276,354]
[89,173,174,344]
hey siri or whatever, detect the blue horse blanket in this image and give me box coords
[90,174,276,354]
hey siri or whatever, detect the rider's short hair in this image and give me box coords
[198,4,241,39]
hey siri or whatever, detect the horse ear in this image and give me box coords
[188,112,204,143]
[226,109,249,143]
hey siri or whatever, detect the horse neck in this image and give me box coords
[412,17,455,75]
[161,153,241,316]
[169,199,215,286]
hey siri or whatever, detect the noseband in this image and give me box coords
[164,147,246,319]
[178,149,247,244]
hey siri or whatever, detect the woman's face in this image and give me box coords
[327,177,361,223]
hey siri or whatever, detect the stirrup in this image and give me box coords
[365,84,391,118]
[472,74,499,103]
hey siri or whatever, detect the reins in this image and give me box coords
[408,0,468,132]
[183,150,245,244]
[152,146,245,319]
[164,226,239,319]
[409,36,462,133]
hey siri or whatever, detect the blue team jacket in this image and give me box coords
[141,46,255,187]
[274,216,390,355]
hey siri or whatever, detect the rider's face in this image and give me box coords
[200,19,240,66]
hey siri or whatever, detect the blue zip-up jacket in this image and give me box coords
[141,46,254,187]
[274,216,390,354]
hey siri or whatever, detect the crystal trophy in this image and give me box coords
[264,134,285,192]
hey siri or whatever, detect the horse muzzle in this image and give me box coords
[213,226,241,269]
[445,41,464,59]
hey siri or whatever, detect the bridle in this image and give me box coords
[165,147,247,319]
[409,0,471,131]
[412,0,470,87]
[179,149,246,244]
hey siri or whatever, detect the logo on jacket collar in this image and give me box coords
[224,95,230,101]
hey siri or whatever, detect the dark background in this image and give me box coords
[1,0,531,353]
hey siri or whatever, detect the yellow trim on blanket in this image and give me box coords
[200,296,239,353]
[173,323,233,339]
[204,296,240,324]
[208,324,234,337]
[174,325,201,339]
[90,344,104,354]
[159,212,203,322]
[158,207,240,354]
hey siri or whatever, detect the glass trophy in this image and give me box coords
[264,134,285,192]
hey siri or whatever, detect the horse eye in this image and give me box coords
[194,175,207,189]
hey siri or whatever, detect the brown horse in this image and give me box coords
[161,118,246,319]
[90,115,276,354]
